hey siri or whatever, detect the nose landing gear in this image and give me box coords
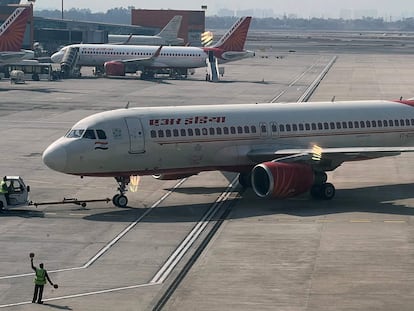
[112,176,129,207]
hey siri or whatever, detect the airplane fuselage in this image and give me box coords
[43,100,414,177]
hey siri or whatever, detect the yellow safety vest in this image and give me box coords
[0,181,7,194]
[34,268,46,285]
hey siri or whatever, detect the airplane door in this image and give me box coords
[124,117,145,154]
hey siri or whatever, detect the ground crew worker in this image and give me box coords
[0,176,9,204]
[31,256,55,304]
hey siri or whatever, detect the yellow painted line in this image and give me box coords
[316,219,335,223]
[44,212,57,215]
[384,220,406,223]
[349,219,371,223]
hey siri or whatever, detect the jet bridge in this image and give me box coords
[60,46,80,78]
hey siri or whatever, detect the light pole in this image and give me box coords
[61,0,64,19]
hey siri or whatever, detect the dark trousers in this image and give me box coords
[32,284,44,303]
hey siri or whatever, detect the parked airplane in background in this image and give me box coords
[108,15,184,46]
[42,99,414,207]
[0,7,34,63]
[50,16,254,79]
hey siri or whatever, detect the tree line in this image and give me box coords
[35,8,414,31]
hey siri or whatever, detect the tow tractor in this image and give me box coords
[0,176,110,210]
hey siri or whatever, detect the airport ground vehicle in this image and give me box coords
[0,176,30,209]
[9,70,25,84]
[0,176,109,210]
[2,61,61,81]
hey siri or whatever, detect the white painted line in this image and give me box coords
[150,176,238,284]
[0,178,188,281]
[0,282,159,308]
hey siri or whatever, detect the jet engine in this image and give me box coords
[104,61,125,76]
[152,172,198,180]
[251,162,314,198]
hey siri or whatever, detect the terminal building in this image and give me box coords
[0,1,205,55]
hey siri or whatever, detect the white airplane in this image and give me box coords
[108,15,184,46]
[0,6,34,63]
[42,99,414,207]
[50,16,254,79]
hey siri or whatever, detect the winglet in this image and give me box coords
[151,45,163,59]
[0,7,31,52]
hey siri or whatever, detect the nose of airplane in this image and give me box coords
[42,143,67,173]
[50,51,62,63]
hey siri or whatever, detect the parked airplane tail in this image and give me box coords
[0,7,30,52]
[212,16,252,51]
[157,15,183,40]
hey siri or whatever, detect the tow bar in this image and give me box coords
[30,197,111,208]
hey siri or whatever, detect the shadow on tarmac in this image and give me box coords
[79,183,414,223]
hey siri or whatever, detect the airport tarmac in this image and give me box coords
[0,35,413,311]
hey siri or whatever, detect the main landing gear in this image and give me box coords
[112,176,129,207]
[310,172,335,200]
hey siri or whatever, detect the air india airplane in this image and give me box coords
[50,16,254,79]
[42,99,414,207]
[0,6,34,63]
[108,15,184,46]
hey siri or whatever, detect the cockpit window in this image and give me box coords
[83,129,96,139]
[66,129,85,138]
[96,130,107,139]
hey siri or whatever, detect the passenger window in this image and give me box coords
[305,123,310,130]
[166,129,172,137]
[271,124,277,132]
[318,123,323,130]
[394,120,399,126]
[97,130,107,139]
[372,120,377,127]
[237,126,243,134]
[360,121,365,128]
[260,124,267,133]
[209,128,215,135]
[383,120,388,127]
[330,122,335,130]
[230,127,236,134]
[202,128,208,135]
[378,120,382,127]
[342,122,347,129]
[279,124,285,132]
[389,120,394,126]
[83,129,96,139]
[173,129,179,137]
[151,130,156,138]
[405,119,410,126]
[292,124,298,131]
[244,126,250,134]
[158,130,164,138]
[286,124,291,132]
[180,129,186,136]
[354,121,359,128]
[195,128,201,136]
[366,121,371,128]
[336,122,341,129]
[348,121,353,128]
[311,123,317,130]
[251,126,257,133]
[188,129,194,136]
[411,119,414,125]
[323,123,329,130]
[223,127,229,135]
[216,127,222,135]
[299,123,305,131]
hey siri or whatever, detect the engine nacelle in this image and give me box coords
[104,61,125,76]
[152,173,198,180]
[251,162,314,198]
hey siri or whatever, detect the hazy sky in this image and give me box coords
[30,1,414,18]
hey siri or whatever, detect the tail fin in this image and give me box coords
[212,16,251,51]
[0,7,30,52]
[157,15,183,39]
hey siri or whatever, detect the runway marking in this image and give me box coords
[383,220,406,223]
[150,175,238,284]
[69,213,91,216]
[0,178,188,281]
[0,283,159,308]
[0,177,239,307]
[349,219,371,223]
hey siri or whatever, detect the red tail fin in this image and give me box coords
[0,7,30,52]
[213,16,251,51]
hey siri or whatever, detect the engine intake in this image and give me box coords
[251,162,314,198]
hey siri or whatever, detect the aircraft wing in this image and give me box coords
[118,45,163,67]
[247,146,414,171]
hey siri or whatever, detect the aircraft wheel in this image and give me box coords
[314,171,327,184]
[117,195,128,208]
[112,194,120,206]
[321,183,335,200]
